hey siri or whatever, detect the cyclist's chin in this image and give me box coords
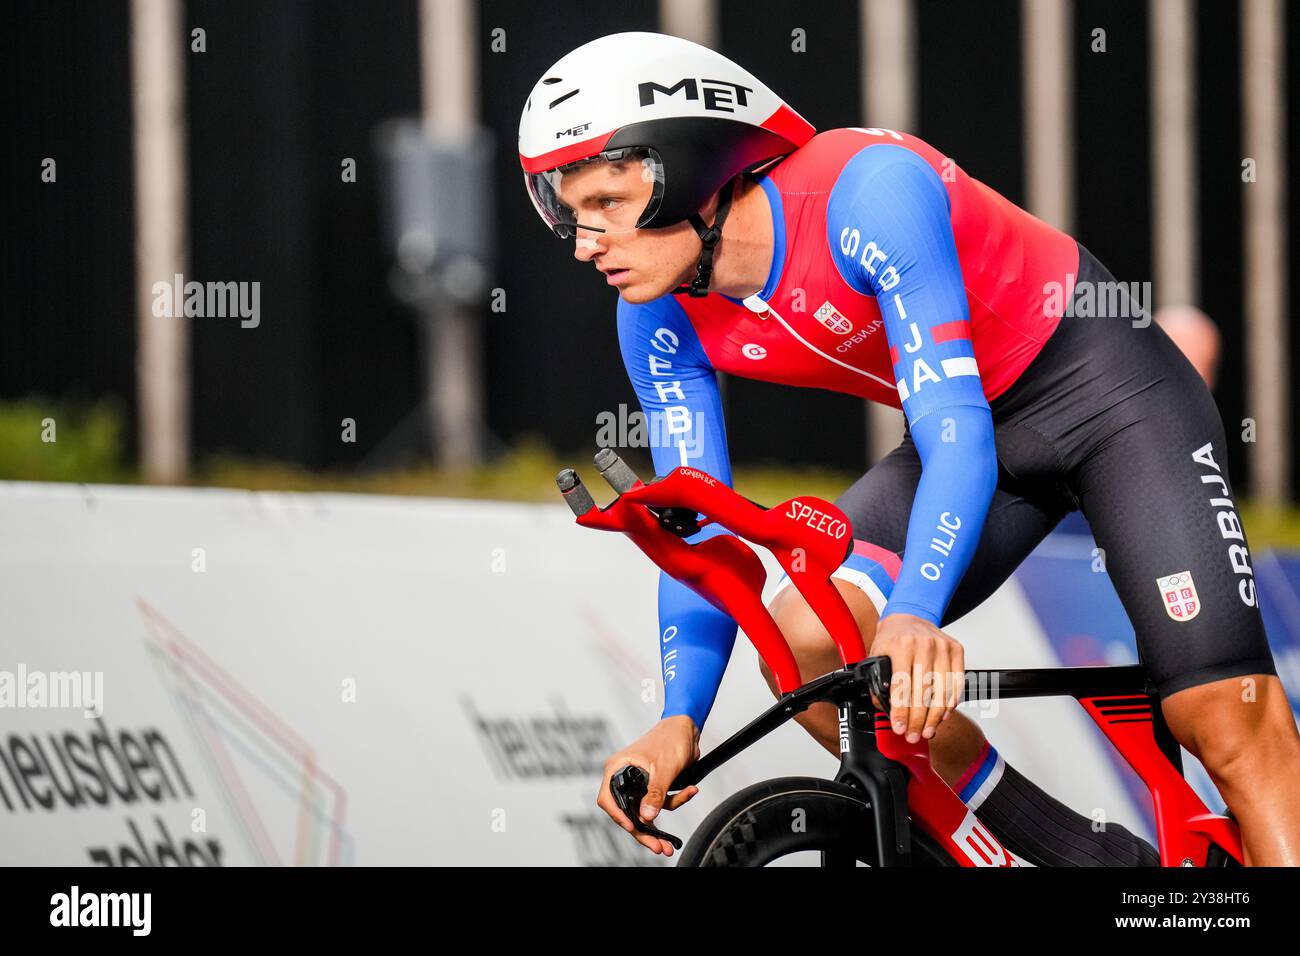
[616,274,663,305]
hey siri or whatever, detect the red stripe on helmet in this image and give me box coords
[519,130,616,174]
[760,103,817,147]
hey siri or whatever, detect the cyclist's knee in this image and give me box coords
[759,593,828,689]
[757,654,779,696]
[770,591,833,662]
[1161,674,1297,782]
[765,580,879,684]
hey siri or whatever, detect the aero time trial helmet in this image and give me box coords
[518,32,815,294]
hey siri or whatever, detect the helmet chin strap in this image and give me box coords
[671,178,737,298]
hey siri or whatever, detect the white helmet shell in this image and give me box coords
[519,31,815,235]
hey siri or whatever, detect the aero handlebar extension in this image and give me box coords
[556,450,868,694]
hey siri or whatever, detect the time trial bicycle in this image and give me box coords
[556,450,1242,867]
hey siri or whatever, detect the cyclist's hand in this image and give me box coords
[869,612,965,744]
[597,714,701,856]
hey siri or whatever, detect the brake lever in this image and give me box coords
[609,765,683,850]
[852,655,894,713]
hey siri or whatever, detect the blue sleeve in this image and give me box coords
[616,295,737,731]
[826,145,999,625]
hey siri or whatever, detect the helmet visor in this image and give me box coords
[524,147,665,239]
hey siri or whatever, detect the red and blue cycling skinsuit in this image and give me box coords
[617,126,1276,732]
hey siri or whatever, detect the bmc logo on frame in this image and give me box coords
[1157,571,1201,622]
[953,812,1018,867]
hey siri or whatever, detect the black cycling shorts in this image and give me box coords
[829,242,1277,700]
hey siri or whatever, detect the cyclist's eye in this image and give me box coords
[599,198,621,211]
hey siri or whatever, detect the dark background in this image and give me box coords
[4,0,1297,490]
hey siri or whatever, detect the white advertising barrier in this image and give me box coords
[0,480,1141,866]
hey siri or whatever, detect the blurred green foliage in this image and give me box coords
[2,401,1298,548]
[200,436,857,507]
[0,398,129,483]
[1239,503,1300,552]
[190,442,1300,548]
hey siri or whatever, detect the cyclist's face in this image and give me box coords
[563,161,708,304]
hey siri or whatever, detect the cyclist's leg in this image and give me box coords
[1069,336,1298,864]
[1034,242,1300,863]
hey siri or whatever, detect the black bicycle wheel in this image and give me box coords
[677,776,957,867]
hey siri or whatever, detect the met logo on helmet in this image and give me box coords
[556,122,592,139]
[638,78,754,113]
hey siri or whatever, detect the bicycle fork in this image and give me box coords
[834,690,1022,867]
[833,695,914,866]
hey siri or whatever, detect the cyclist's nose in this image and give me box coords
[573,229,604,262]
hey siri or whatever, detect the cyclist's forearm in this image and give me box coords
[884,406,997,624]
[657,567,738,732]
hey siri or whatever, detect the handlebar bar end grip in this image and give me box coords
[593,448,640,494]
[556,468,578,491]
[556,469,596,517]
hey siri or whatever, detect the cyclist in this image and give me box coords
[519,32,1300,865]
